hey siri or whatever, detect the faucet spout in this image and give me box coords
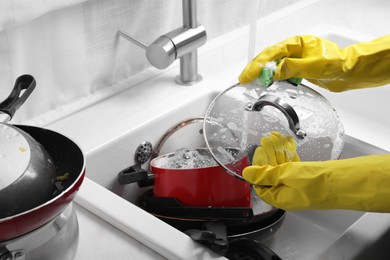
[176,0,202,85]
[118,0,207,85]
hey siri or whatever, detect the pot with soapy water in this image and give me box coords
[149,117,252,208]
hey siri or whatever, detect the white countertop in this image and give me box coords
[75,200,166,260]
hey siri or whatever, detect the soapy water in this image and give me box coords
[155,147,246,170]
[156,148,218,169]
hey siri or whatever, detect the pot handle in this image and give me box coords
[246,94,306,139]
[117,165,154,187]
[0,74,36,123]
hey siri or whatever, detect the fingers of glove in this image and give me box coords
[239,60,264,84]
[252,185,310,210]
[252,146,268,166]
[291,152,301,162]
[239,36,307,84]
[274,36,347,83]
[257,132,298,165]
[274,56,344,82]
[269,132,289,164]
[260,135,277,166]
[284,135,301,162]
[243,165,279,187]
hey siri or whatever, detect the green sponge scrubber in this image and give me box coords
[256,61,276,88]
[257,66,274,87]
[255,60,302,87]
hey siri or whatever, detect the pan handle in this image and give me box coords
[0,74,36,122]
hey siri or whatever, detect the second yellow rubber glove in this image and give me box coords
[245,133,390,212]
[239,35,390,92]
[252,132,300,166]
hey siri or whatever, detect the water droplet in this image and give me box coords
[285,89,298,99]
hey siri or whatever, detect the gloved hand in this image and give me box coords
[239,35,390,92]
[252,132,300,166]
[244,132,390,212]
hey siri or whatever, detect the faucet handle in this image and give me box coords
[118,25,206,71]
[118,30,175,70]
[146,36,176,69]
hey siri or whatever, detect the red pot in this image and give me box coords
[150,148,251,208]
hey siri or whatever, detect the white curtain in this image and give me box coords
[0,0,87,31]
[0,0,301,123]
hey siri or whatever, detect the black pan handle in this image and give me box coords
[118,165,147,184]
[226,238,282,260]
[0,74,36,120]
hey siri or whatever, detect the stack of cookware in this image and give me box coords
[0,75,85,260]
[118,80,345,260]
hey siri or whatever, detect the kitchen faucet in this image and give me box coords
[118,0,207,85]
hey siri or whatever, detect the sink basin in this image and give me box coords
[78,86,388,260]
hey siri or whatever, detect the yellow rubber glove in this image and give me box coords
[252,132,300,166]
[244,132,390,212]
[239,35,390,92]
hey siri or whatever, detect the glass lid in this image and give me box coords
[203,81,345,181]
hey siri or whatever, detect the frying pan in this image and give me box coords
[0,76,85,241]
[136,189,286,241]
[0,75,57,219]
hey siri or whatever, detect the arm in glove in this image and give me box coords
[239,35,390,92]
[245,132,390,212]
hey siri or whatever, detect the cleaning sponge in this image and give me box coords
[255,60,302,87]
